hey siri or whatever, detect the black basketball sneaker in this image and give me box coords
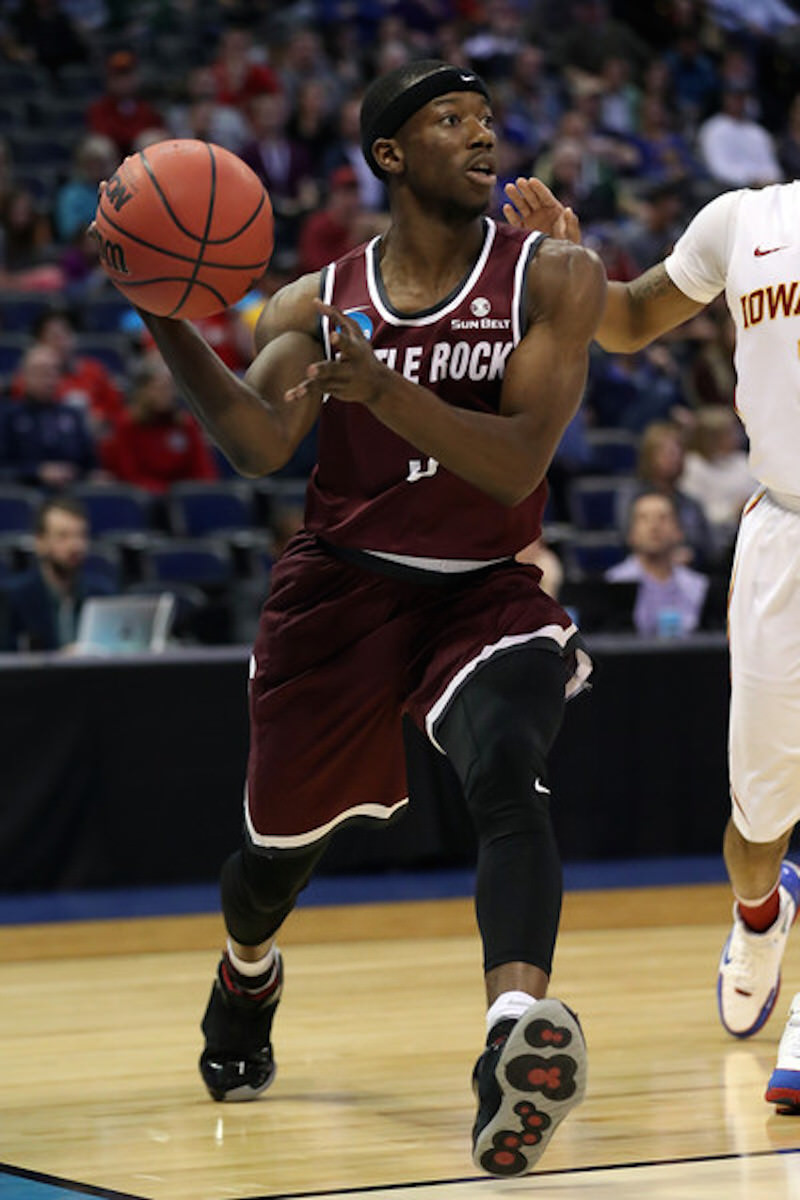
[471,998,587,1176]
[199,949,283,1102]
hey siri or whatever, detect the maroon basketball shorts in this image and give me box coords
[245,533,591,849]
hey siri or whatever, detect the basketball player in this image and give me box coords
[121,62,605,1174]
[504,174,800,1108]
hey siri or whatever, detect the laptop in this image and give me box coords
[559,579,638,634]
[74,593,176,656]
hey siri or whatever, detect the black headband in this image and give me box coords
[361,64,490,176]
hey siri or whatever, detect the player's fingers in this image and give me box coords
[504,181,530,216]
[502,201,522,227]
[517,177,559,209]
[314,298,362,339]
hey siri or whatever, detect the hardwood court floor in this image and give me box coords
[2,884,800,1199]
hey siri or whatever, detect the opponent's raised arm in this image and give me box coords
[504,176,705,352]
[136,274,325,477]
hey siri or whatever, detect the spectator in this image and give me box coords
[2,495,115,652]
[298,165,386,274]
[1,343,98,488]
[495,43,564,163]
[551,0,651,85]
[100,353,218,494]
[53,134,117,245]
[620,419,715,569]
[9,307,125,438]
[679,405,758,560]
[210,24,280,111]
[87,50,164,158]
[620,179,687,272]
[2,0,87,79]
[277,27,343,113]
[698,84,783,188]
[587,341,688,434]
[597,55,640,137]
[628,96,701,187]
[606,490,710,636]
[238,90,318,253]
[0,186,60,282]
[323,96,387,213]
[288,80,338,170]
[166,66,249,154]
[683,297,736,409]
[662,27,720,129]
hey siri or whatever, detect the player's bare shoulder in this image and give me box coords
[526,237,606,340]
[254,271,323,352]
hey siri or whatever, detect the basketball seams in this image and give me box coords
[167,143,219,317]
[114,275,230,307]
[139,146,269,246]
[96,204,270,269]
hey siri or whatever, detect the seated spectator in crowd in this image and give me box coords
[2,495,115,652]
[619,420,715,569]
[9,307,125,438]
[679,405,757,563]
[288,79,338,168]
[1,344,97,488]
[323,96,387,213]
[606,491,710,637]
[100,353,218,494]
[53,134,117,245]
[1,0,88,79]
[682,297,736,408]
[661,25,719,129]
[210,24,280,110]
[87,51,163,158]
[165,66,249,154]
[628,96,700,187]
[620,178,687,273]
[238,90,318,254]
[0,186,62,289]
[297,165,386,274]
[587,341,688,433]
[697,83,783,187]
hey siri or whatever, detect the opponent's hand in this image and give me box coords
[503,176,582,244]
[284,300,389,406]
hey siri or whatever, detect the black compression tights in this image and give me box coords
[434,648,569,976]
[220,835,330,947]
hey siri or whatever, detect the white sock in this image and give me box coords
[226,938,277,978]
[486,990,539,1035]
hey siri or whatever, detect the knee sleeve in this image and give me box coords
[220,835,329,946]
[435,648,568,975]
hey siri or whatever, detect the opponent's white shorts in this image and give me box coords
[729,488,800,843]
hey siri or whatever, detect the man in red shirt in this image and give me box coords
[87,51,163,158]
[100,352,218,493]
[297,165,387,274]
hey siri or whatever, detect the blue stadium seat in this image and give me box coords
[0,333,29,376]
[141,538,235,590]
[0,294,53,334]
[0,486,41,534]
[69,484,153,537]
[563,531,627,578]
[167,481,256,537]
[84,545,123,590]
[80,296,133,333]
[585,429,640,475]
[74,334,131,377]
[567,476,634,531]
[11,135,73,172]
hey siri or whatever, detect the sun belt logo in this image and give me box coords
[343,308,374,340]
[471,296,491,317]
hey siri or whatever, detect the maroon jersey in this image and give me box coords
[304,219,548,562]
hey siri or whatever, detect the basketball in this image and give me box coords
[94,139,274,319]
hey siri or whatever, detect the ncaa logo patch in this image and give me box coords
[344,308,374,340]
[470,296,491,318]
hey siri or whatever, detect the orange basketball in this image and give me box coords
[94,139,274,319]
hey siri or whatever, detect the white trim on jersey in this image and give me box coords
[511,231,544,345]
[320,263,336,361]
[365,220,498,326]
[244,786,409,850]
[425,624,592,753]
[363,549,509,572]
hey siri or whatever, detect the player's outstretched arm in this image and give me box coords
[137,274,324,477]
[503,176,705,352]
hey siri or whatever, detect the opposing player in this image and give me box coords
[113,62,605,1174]
[504,174,800,1108]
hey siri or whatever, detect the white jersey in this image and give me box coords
[664,181,800,497]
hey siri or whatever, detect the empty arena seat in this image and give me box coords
[167,481,256,537]
[0,486,41,534]
[567,476,633,531]
[585,428,640,475]
[69,483,153,537]
[141,538,235,590]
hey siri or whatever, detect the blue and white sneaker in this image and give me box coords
[717,860,800,1038]
[766,992,800,1110]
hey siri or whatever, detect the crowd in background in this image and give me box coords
[0,0,798,647]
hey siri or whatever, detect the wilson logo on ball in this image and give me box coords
[99,236,129,275]
[105,172,136,212]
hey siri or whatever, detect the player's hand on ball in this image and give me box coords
[285,301,389,407]
[503,177,582,244]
